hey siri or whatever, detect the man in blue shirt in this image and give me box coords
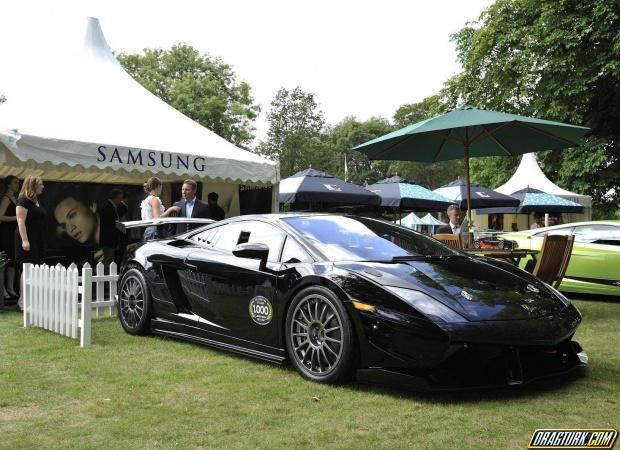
[173,179,211,234]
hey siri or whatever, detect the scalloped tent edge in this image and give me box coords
[0,17,279,193]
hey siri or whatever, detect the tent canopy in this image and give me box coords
[0,17,277,185]
[420,213,447,226]
[495,153,590,207]
[399,213,424,228]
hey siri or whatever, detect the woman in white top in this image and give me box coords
[140,177,180,241]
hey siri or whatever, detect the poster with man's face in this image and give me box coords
[41,181,144,254]
[39,181,272,265]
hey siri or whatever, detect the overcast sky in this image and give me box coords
[2,0,494,142]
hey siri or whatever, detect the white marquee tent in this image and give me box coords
[472,153,592,230]
[399,212,424,229]
[0,17,278,211]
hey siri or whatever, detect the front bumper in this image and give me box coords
[356,340,587,392]
[352,308,585,391]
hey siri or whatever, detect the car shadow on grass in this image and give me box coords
[338,369,587,404]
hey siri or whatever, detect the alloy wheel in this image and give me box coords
[120,275,145,328]
[290,294,343,375]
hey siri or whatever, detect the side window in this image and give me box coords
[246,222,286,262]
[209,221,286,263]
[573,225,620,243]
[281,236,313,264]
[211,223,247,252]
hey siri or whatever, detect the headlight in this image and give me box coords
[385,286,467,323]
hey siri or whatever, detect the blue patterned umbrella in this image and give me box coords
[366,176,454,212]
[434,179,520,210]
[477,187,583,214]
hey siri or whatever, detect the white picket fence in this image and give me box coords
[23,262,119,347]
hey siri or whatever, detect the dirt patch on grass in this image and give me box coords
[0,405,41,421]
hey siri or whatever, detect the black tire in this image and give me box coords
[118,267,152,335]
[285,286,355,383]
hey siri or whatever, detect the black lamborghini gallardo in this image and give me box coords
[117,214,587,390]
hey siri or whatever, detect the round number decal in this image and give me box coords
[249,296,273,325]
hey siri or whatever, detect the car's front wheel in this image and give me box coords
[118,267,152,335]
[285,286,355,383]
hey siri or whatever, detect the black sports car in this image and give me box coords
[117,214,587,391]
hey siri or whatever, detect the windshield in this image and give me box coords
[282,215,460,262]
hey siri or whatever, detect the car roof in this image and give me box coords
[510,220,620,235]
[223,212,349,224]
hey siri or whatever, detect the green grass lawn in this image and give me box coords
[1,299,619,449]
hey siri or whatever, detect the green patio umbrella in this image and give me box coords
[354,106,589,225]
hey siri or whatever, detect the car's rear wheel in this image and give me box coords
[118,267,152,335]
[285,286,355,383]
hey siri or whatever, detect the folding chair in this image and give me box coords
[432,233,462,249]
[531,235,572,285]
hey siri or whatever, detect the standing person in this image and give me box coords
[15,176,46,310]
[207,192,225,221]
[173,179,211,234]
[99,189,123,269]
[140,177,180,241]
[436,205,462,235]
[0,176,20,299]
[116,192,129,221]
[116,191,130,256]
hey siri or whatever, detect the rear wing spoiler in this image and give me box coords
[116,218,215,233]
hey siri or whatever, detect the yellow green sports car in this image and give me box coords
[501,221,620,297]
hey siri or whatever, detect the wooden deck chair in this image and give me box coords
[432,233,462,249]
[531,235,572,285]
[553,235,575,289]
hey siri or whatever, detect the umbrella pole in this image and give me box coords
[464,142,472,247]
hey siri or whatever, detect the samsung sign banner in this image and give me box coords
[97,145,207,172]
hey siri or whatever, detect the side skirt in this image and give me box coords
[151,318,287,365]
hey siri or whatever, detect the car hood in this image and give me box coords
[335,256,567,321]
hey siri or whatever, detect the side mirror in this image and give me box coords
[233,242,269,270]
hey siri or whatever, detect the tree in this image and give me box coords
[0,94,5,103]
[324,117,395,185]
[446,0,620,217]
[117,44,259,147]
[258,87,327,178]
[393,95,444,128]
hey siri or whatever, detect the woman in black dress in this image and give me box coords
[0,176,20,299]
[15,176,46,310]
